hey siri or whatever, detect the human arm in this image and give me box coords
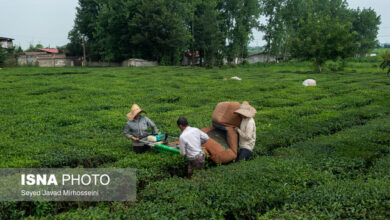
[145,117,159,134]
[235,119,256,140]
[124,123,133,139]
[124,123,139,141]
[199,130,209,145]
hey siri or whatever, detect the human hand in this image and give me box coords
[131,136,139,141]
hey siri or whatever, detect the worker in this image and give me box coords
[177,117,208,178]
[234,101,257,161]
[124,104,159,154]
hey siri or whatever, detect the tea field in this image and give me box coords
[0,59,390,219]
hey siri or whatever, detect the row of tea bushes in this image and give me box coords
[41,116,390,219]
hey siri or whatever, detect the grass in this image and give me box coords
[0,60,390,219]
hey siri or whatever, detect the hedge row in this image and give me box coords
[1,64,388,168]
[39,116,390,219]
[35,157,332,220]
[1,63,389,218]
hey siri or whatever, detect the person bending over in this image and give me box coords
[177,117,208,177]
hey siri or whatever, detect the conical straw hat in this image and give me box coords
[234,101,256,118]
[126,104,147,120]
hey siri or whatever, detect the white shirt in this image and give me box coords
[236,117,256,151]
[179,126,209,159]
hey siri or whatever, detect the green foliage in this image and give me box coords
[0,46,21,67]
[49,117,390,220]
[68,0,101,60]
[13,46,24,59]
[351,8,381,55]
[380,50,390,76]
[68,0,381,67]
[123,157,331,219]
[346,55,382,63]
[261,178,390,219]
[291,15,357,72]
[260,0,287,59]
[25,44,45,52]
[193,0,223,67]
[66,28,83,57]
[325,59,345,72]
[219,0,260,62]
[0,49,5,67]
[1,60,390,218]
[68,0,260,65]
[108,152,188,189]
[130,0,190,64]
[260,0,380,66]
[93,0,135,62]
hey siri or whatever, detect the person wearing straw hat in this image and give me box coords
[124,104,159,154]
[234,101,257,161]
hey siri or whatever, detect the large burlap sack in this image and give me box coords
[202,138,236,163]
[201,127,238,163]
[212,102,242,127]
[225,126,238,154]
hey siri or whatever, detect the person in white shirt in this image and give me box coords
[234,101,257,161]
[177,117,209,177]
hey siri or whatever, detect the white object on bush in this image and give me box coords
[231,76,242,80]
[302,79,316,86]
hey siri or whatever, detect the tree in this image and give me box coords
[68,0,101,60]
[93,0,136,62]
[74,0,100,40]
[260,0,286,61]
[219,0,261,64]
[66,28,83,56]
[291,15,357,72]
[25,43,44,52]
[67,0,260,66]
[350,8,381,56]
[260,0,352,62]
[130,0,190,65]
[14,46,23,55]
[193,0,223,66]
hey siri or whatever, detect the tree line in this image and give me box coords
[67,0,381,70]
[260,0,380,71]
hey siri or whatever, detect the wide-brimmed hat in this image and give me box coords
[234,101,256,118]
[126,104,147,120]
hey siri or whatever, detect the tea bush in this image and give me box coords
[260,177,390,219]
[47,117,390,219]
[1,61,390,218]
[107,152,188,189]
[41,157,333,219]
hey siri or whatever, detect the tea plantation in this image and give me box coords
[1,58,389,219]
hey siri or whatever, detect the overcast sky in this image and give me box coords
[0,0,389,49]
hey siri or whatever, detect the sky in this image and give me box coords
[0,0,389,49]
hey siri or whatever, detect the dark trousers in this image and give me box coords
[133,144,151,154]
[237,148,251,161]
[188,155,205,178]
